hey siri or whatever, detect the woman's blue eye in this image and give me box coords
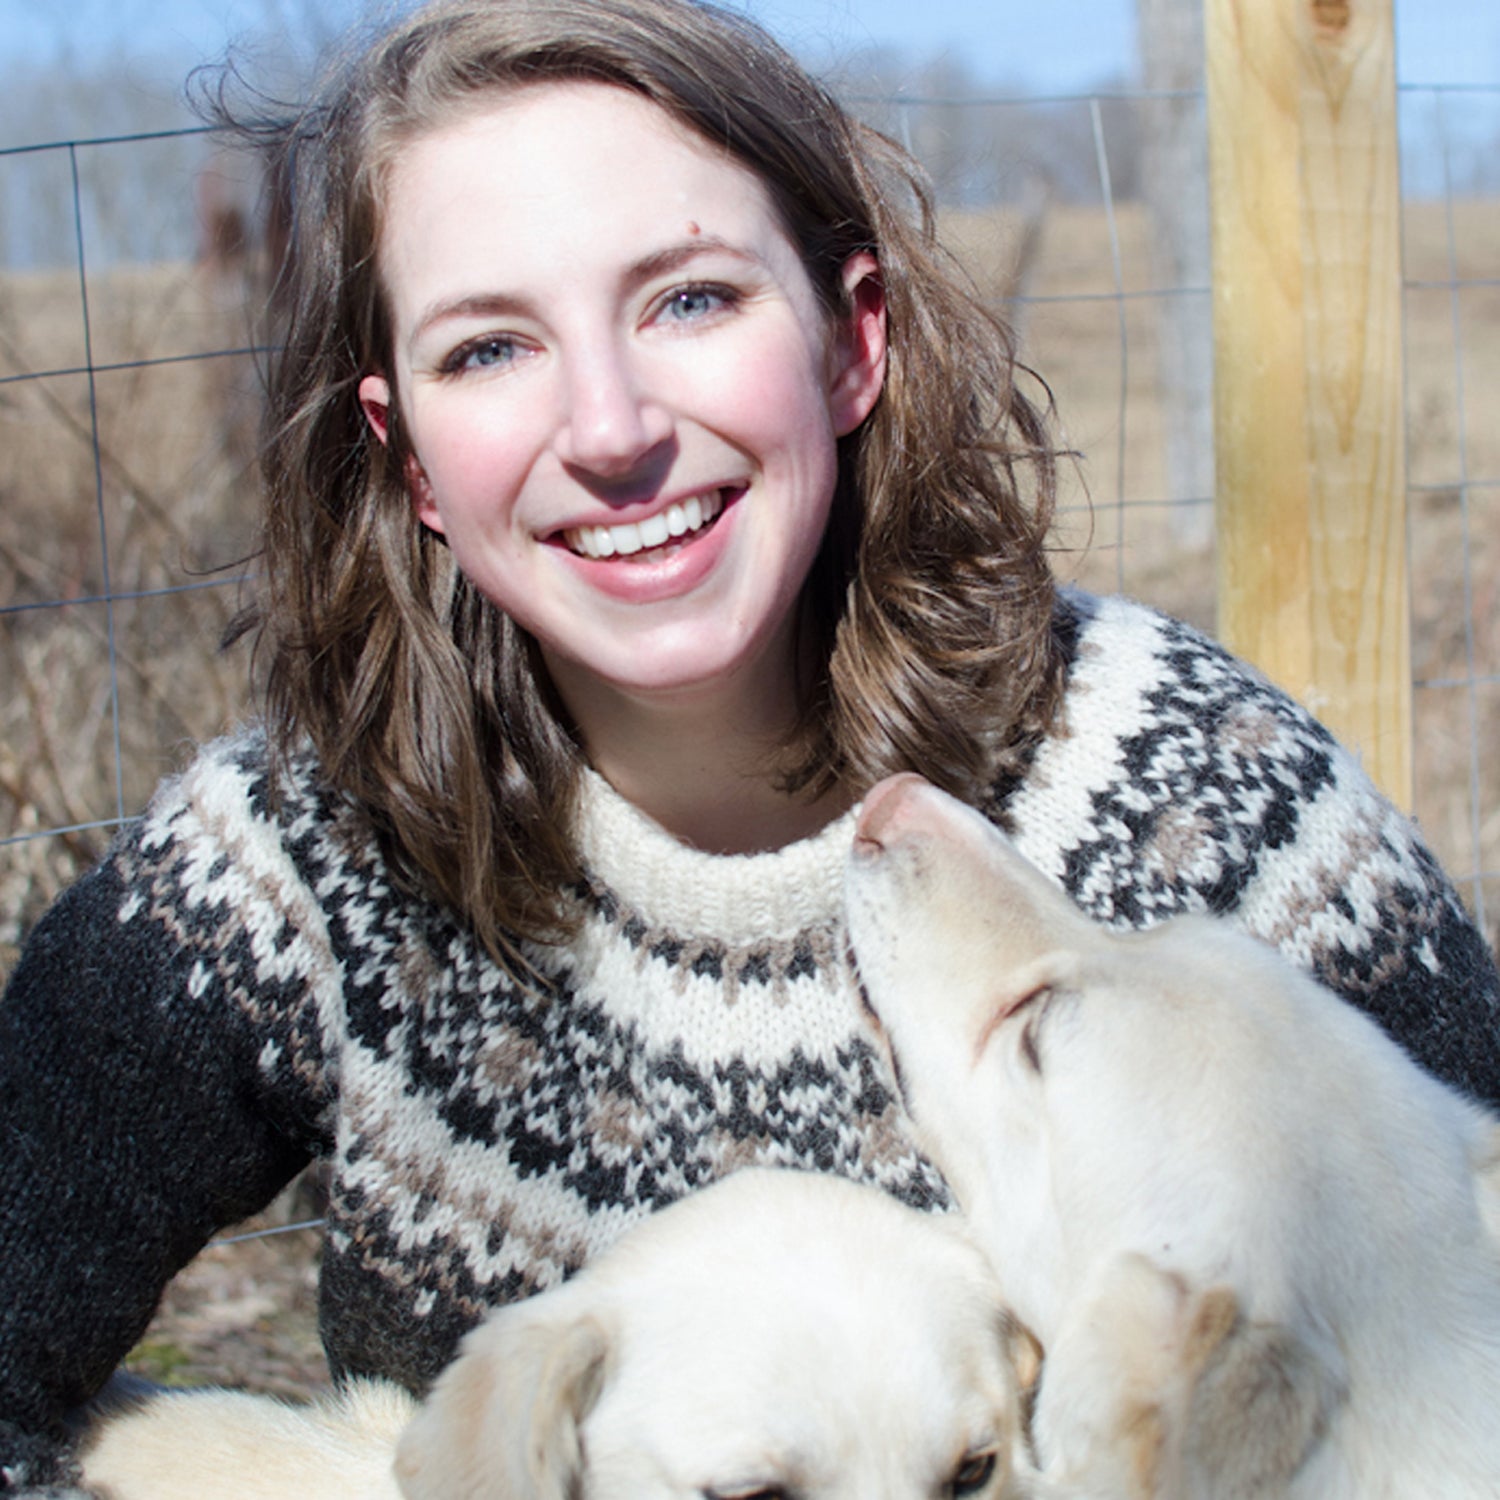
[448,336,518,373]
[662,285,729,322]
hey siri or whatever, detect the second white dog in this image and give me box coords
[846,772,1500,1500]
[79,1168,1039,1500]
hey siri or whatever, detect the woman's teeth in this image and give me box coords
[564,490,725,560]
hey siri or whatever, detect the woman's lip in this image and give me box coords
[551,486,742,603]
[550,485,744,559]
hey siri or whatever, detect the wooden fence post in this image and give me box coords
[1205,0,1411,807]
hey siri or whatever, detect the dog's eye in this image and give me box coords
[1012,986,1052,1075]
[949,1450,998,1496]
[704,1489,789,1500]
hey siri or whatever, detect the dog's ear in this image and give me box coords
[1183,1297,1347,1498]
[1000,1308,1044,1395]
[1181,1285,1239,1373]
[1025,1255,1186,1500]
[1034,1259,1344,1500]
[396,1299,611,1500]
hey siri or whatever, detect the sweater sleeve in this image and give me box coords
[1018,594,1500,1110]
[1233,737,1500,1111]
[0,747,336,1492]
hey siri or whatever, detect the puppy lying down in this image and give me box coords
[845,773,1500,1500]
[79,1168,1038,1500]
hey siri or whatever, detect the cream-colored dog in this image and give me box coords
[845,773,1500,1500]
[79,1168,1039,1500]
[77,1376,415,1499]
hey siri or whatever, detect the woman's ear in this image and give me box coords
[827,251,887,437]
[357,372,444,534]
[358,372,395,446]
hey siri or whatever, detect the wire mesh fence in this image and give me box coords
[1399,84,1500,947]
[5,79,1494,958]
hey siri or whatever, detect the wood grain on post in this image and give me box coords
[1206,0,1411,807]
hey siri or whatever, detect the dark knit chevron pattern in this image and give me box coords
[3,591,1498,1494]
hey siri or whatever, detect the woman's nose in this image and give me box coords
[553,339,673,480]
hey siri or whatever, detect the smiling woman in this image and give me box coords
[243,0,1065,926]
[2,0,1498,1489]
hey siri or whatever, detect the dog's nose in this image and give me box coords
[853,773,929,854]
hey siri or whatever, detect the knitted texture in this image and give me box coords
[3,592,1497,1492]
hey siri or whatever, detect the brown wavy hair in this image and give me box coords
[229,0,1066,961]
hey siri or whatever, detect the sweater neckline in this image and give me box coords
[573,768,855,944]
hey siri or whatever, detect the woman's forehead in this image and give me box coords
[378,79,754,208]
[373,82,804,314]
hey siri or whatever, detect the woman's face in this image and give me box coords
[360,81,885,726]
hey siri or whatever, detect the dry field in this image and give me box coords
[1,193,1497,1395]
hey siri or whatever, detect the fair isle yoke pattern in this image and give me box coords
[308,759,944,1393]
[1024,596,1498,1085]
[113,715,949,1398]
[3,591,1499,1494]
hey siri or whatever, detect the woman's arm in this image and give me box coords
[1236,745,1500,1109]
[1017,594,1500,1108]
[0,808,327,1490]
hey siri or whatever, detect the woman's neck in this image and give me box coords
[596,744,853,854]
[542,640,852,855]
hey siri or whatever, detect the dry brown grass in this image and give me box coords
[1,194,1496,1396]
[0,260,262,967]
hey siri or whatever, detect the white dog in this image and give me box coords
[79,1168,1039,1500]
[844,772,1500,1500]
[77,1376,415,1499]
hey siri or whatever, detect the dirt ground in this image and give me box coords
[123,1174,329,1395]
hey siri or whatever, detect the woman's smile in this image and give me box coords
[558,485,731,562]
[548,484,744,606]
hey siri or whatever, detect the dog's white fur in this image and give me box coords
[79,1169,1038,1500]
[78,1377,416,1499]
[845,772,1500,1500]
[398,1168,1040,1500]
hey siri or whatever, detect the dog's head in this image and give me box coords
[845,777,1352,1496]
[846,776,1101,1034]
[845,775,1113,1129]
[845,774,1121,1322]
[396,1168,1039,1500]
[844,774,1321,1330]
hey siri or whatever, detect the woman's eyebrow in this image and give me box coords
[408,236,763,343]
[410,290,529,343]
[625,234,761,285]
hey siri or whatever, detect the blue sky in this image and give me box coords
[4,0,1498,95]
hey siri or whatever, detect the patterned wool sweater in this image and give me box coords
[3,592,1499,1492]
